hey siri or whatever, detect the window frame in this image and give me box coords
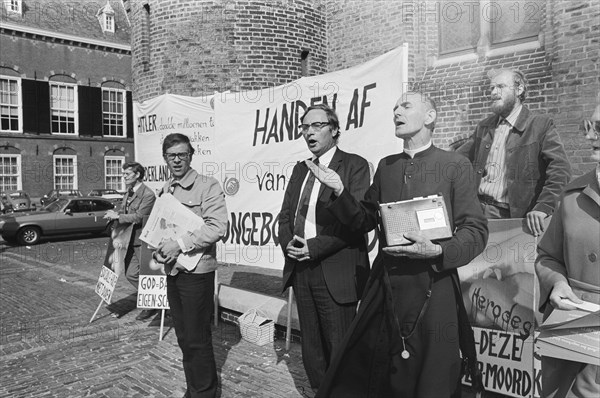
[0,75,23,133]
[3,0,22,14]
[49,82,79,135]
[102,87,127,137]
[104,156,125,191]
[0,154,22,191]
[104,13,115,32]
[53,155,78,190]
[438,0,542,58]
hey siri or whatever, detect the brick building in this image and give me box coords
[127,0,599,176]
[0,0,133,200]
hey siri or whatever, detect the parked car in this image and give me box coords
[39,189,83,206]
[1,190,34,213]
[87,189,123,202]
[0,197,115,245]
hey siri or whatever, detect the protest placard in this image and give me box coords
[95,265,118,305]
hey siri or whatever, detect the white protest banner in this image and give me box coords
[133,93,216,193]
[95,266,118,304]
[213,45,407,268]
[459,219,543,397]
[134,46,408,269]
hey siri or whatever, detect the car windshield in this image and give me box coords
[44,199,68,212]
[9,192,27,198]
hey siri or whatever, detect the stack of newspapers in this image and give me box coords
[140,193,205,271]
[536,300,600,365]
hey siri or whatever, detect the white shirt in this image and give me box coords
[479,104,522,202]
[297,146,337,239]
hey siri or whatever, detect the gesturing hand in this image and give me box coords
[305,160,345,196]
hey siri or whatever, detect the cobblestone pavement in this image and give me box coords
[0,237,312,398]
[0,236,489,398]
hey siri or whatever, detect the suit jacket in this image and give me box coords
[118,182,156,244]
[535,169,600,398]
[458,106,571,217]
[279,148,370,304]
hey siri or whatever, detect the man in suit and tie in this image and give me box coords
[278,104,371,392]
[104,161,157,320]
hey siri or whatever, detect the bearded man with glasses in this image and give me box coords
[458,68,571,236]
[278,104,371,393]
[153,133,228,398]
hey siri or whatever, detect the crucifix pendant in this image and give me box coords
[401,337,410,359]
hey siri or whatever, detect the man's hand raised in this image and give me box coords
[305,159,345,196]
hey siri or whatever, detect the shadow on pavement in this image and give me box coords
[105,292,137,318]
[228,270,284,297]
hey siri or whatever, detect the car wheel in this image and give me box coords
[17,226,41,245]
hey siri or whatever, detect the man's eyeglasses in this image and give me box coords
[299,122,331,133]
[488,84,516,92]
[164,152,191,161]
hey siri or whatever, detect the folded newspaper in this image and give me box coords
[536,307,600,366]
[140,193,205,271]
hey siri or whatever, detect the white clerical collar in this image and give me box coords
[404,141,432,158]
[313,145,337,166]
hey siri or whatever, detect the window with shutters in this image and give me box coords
[0,154,21,191]
[102,88,126,137]
[53,155,78,189]
[0,76,22,133]
[105,156,124,191]
[50,83,78,135]
[439,0,543,57]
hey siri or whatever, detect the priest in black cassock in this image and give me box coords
[307,91,488,398]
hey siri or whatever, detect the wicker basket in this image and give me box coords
[238,308,274,346]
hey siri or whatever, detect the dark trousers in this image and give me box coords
[124,244,140,290]
[167,272,217,398]
[292,262,357,390]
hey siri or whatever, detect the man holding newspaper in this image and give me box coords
[152,133,228,398]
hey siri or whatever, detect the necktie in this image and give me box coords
[125,188,134,212]
[293,159,319,238]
